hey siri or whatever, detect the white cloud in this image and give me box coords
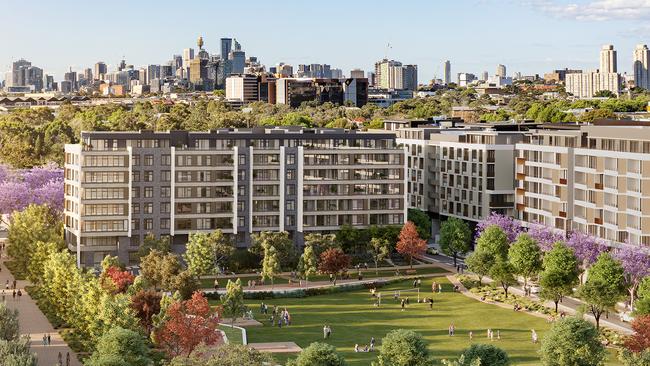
[532,0,650,21]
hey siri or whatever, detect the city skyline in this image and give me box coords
[3,0,650,82]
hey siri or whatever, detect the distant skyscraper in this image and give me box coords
[94,62,107,81]
[443,60,451,85]
[233,38,241,51]
[496,64,506,78]
[350,69,365,79]
[118,59,127,72]
[183,48,194,69]
[331,68,343,79]
[220,38,232,60]
[374,59,417,90]
[402,65,418,91]
[229,50,246,74]
[634,44,650,90]
[600,44,617,73]
[64,68,78,91]
[481,71,489,82]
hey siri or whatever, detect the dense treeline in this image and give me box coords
[2,87,649,168]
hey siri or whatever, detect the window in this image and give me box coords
[144,203,153,214]
[287,154,295,165]
[161,202,170,213]
[238,201,245,212]
[131,203,140,214]
[286,200,295,211]
[238,216,245,227]
[286,169,295,180]
[144,187,153,198]
[161,155,171,166]
[131,188,140,198]
[160,218,170,229]
[144,171,154,182]
[161,187,170,198]
[144,155,154,166]
[287,184,296,196]
[286,215,295,226]
[144,219,153,230]
[238,185,245,196]
[132,171,140,182]
[161,171,171,182]
[131,219,140,230]
[239,155,246,165]
[132,155,140,166]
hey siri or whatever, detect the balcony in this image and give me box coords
[516,173,526,180]
[594,217,603,225]
[516,188,525,195]
[516,157,526,165]
[559,178,567,185]
[516,203,526,211]
[559,211,567,218]
[595,183,603,190]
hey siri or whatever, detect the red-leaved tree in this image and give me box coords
[154,291,222,357]
[396,221,427,269]
[624,315,650,353]
[318,248,351,284]
[101,266,135,294]
[131,290,162,334]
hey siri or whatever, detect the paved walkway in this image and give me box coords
[0,252,81,366]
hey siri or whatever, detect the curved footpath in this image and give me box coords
[0,254,81,366]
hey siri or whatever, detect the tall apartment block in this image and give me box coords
[64,128,406,266]
[516,121,650,251]
[395,123,523,226]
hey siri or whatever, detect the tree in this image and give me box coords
[154,292,222,358]
[26,241,59,284]
[100,266,135,294]
[286,342,347,366]
[374,329,431,366]
[0,164,64,216]
[0,337,37,366]
[86,327,152,366]
[439,217,472,266]
[368,237,391,275]
[184,232,215,278]
[508,233,543,295]
[7,204,63,276]
[170,270,201,301]
[304,233,338,257]
[130,290,162,334]
[221,279,246,326]
[137,233,171,258]
[140,249,181,291]
[526,223,563,252]
[565,231,605,270]
[578,252,626,328]
[251,231,296,268]
[614,247,650,307]
[540,317,605,366]
[261,245,281,288]
[459,344,510,366]
[593,90,616,98]
[335,224,361,253]
[539,242,579,313]
[624,315,650,353]
[0,303,19,341]
[297,245,319,283]
[318,248,351,284]
[465,250,493,285]
[476,212,521,243]
[636,276,650,316]
[490,260,517,298]
[474,225,509,262]
[407,208,431,240]
[170,344,274,366]
[396,221,427,269]
[618,349,650,366]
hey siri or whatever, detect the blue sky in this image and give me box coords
[2,0,650,82]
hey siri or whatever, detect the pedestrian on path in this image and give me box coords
[66,352,70,366]
[469,331,473,340]
[47,334,51,345]
[17,289,21,300]
[58,351,62,366]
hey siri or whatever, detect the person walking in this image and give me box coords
[531,329,538,343]
[438,283,442,293]
[370,337,375,351]
[16,289,21,301]
[66,352,70,366]
[469,331,473,340]
[400,298,405,311]
[497,330,501,340]
[323,325,328,339]
[58,352,62,366]
[47,334,51,345]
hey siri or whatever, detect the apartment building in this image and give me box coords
[395,124,523,224]
[64,128,406,267]
[515,121,650,251]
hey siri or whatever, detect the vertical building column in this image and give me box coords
[249,146,254,234]
[297,146,304,232]
[279,146,285,232]
[170,146,175,237]
[232,146,238,234]
[127,146,132,238]
[403,146,408,225]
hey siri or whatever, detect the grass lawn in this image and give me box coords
[295,266,450,283]
[200,275,290,289]
[212,277,620,366]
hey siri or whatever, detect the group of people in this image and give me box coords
[323,325,332,339]
[57,351,71,366]
[353,337,375,352]
[41,333,53,346]
[2,275,21,302]
[265,304,291,328]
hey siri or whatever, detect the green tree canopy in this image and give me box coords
[578,252,626,328]
[170,344,274,366]
[220,279,246,325]
[439,217,472,266]
[540,317,605,366]
[407,209,431,240]
[460,343,510,366]
[297,245,319,282]
[86,327,152,366]
[286,342,347,366]
[539,242,579,313]
[374,329,431,366]
[508,233,543,294]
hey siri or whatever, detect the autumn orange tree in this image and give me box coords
[624,315,650,353]
[396,221,427,269]
[154,291,222,357]
[318,248,351,284]
[131,290,162,334]
[100,266,135,294]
